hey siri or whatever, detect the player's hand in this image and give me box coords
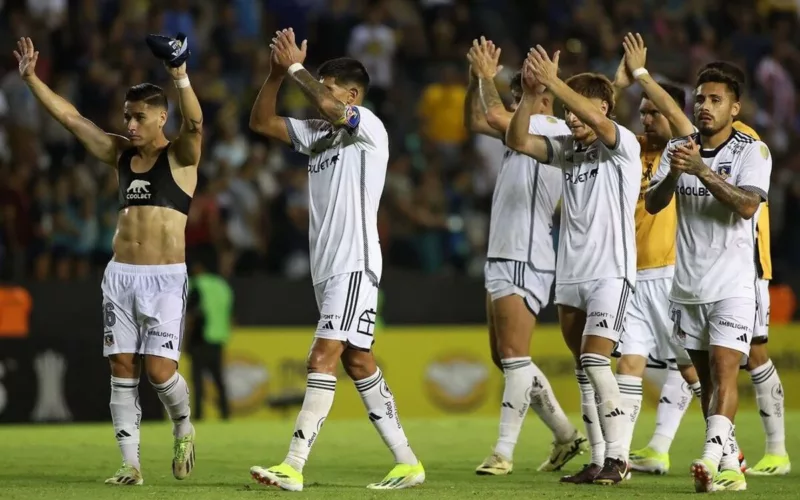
[466,37,503,79]
[669,138,707,176]
[613,55,633,90]
[522,60,546,94]
[622,32,647,73]
[270,28,307,70]
[13,37,39,80]
[526,45,560,88]
[165,61,187,80]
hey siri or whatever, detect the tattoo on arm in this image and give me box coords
[478,77,503,114]
[291,69,346,120]
[698,170,761,218]
[186,118,203,135]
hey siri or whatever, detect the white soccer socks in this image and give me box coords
[580,354,625,461]
[285,373,336,472]
[703,415,733,466]
[648,369,698,454]
[529,362,577,444]
[110,377,142,469]
[616,373,643,459]
[576,369,606,466]
[493,357,535,459]
[719,426,742,471]
[354,368,418,465]
[750,360,787,456]
[152,372,193,438]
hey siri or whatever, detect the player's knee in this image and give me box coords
[143,355,177,385]
[109,353,140,379]
[746,341,770,370]
[306,340,343,375]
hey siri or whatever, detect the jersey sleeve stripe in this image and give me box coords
[739,185,768,201]
[283,117,301,151]
[608,123,621,151]
[544,137,555,164]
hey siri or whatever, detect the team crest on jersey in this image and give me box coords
[585,149,599,163]
[717,162,732,180]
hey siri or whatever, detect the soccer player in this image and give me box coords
[607,33,703,476]
[464,38,588,475]
[14,36,201,485]
[646,64,772,492]
[246,28,424,491]
[506,46,641,485]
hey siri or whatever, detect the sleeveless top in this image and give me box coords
[117,144,192,215]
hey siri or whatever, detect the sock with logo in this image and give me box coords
[577,369,605,466]
[703,415,733,468]
[110,377,141,469]
[152,372,193,438]
[749,360,787,456]
[354,368,418,465]
[616,373,643,459]
[285,373,336,472]
[581,353,625,461]
[529,362,576,443]
[493,357,536,459]
[648,369,695,454]
[719,426,741,471]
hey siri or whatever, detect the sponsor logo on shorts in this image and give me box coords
[588,311,612,318]
[149,330,177,339]
[718,320,749,331]
[320,313,341,320]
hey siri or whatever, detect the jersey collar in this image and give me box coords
[699,129,735,158]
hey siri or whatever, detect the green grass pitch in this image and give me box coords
[0,412,797,499]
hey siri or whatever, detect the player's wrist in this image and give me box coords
[288,63,304,75]
[632,67,649,80]
[173,76,190,89]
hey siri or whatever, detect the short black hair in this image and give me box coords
[318,58,370,96]
[125,83,168,109]
[641,82,686,110]
[698,61,747,88]
[510,72,522,95]
[696,68,742,100]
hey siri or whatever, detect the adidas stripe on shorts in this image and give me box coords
[101,261,188,362]
[554,278,633,343]
[669,297,756,356]
[314,271,379,351]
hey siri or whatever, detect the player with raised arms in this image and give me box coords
[506,46,641,485]
[14,34,202,485]
[246,28,424,492]
[646,61,772,492]
[464,37,588,476]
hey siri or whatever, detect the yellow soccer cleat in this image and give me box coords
[690,458,717,493]
[172,426,196,480]
[629,446,670,475]
[105,463,144,486]
[711,468,747,491]
[538,431,589,472]
[250,463,304,492]
[476,453,513,476]
[745,454,791,476]
[367,462,426,489]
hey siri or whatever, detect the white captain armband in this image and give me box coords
[334,105,361,131]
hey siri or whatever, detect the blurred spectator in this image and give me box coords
[417,64,467,167]
[348,1,396,117]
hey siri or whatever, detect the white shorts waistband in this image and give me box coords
[106,261,187,276]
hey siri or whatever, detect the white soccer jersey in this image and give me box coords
[487,115,568,270]
[284,105,388,285]
[544,123,641,285]
[650,130,772,304]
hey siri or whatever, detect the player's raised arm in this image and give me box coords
[505,62,556,163]
[622,33,694,138]
[166,62,202,167]
[465,38,511,137]
[670,137,767,219]
[249,42,292,145]
[15,37,126,166]
[527,45,617,148]
[645,145,680,214]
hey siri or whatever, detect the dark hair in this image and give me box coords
[695,68,741,100]
[564,72,615,116]
[641,82,686,110]
[318,57,370,96]
[510,72,522,95]
[125,83,168,109]
[698,61,746,88]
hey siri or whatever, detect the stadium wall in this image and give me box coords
[1,278,799,423]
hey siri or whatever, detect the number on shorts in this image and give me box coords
[104,302,117,328]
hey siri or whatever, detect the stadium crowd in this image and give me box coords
[1,0,800,281]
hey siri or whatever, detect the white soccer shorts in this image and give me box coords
[314,271,379,351]
[618,277,691,365]
[669,297,756,356]
[101,262,188,362]
[555,278,633,343]
[754,278,770,340]
[484,258,554,316]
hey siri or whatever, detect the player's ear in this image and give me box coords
[159,109,167,128]
[731,101,741,119]
[600,100,610,116]
[348,87,359,105]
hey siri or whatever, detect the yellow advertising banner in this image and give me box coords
[182,325,800,421]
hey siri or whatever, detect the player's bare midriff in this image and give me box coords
[112,206,188,265]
